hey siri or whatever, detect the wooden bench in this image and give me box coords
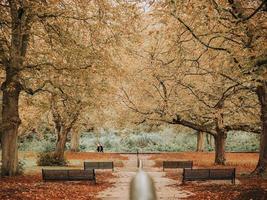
[163,161,193,171]
[42,169,96,183]
[182,168,236,184]
[84,161,114,171]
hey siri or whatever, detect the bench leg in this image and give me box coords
[232,178,235,184]
[93,177,96,184]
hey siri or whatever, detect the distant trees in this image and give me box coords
[50,93,81,160]
[196,132,205,152]
[70,128,81,152]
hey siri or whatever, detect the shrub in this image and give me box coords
[17,160,25,175]
[226,131,259,152]
[37,152,67,166]
[42,142,56,152]
[19,131,57,152]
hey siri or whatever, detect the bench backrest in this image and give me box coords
[163,161,193,170]
[209,169,235,179]
[183,169,209,180]
[84,161,114,170]
[183,168,235,183]
[42,169,69,181]
[42,169,96,182]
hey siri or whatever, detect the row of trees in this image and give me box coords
[120,0,267,175]
[0,0,266,177]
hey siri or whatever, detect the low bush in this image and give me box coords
[19,131,56,152]
[37,152,67,166]
[17,160,25,175]
[226,131,260,152]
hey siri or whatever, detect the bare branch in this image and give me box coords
[237,1,266,23]
[171,115,216,136]
[22,80,53,95]
[170,13,230,53]
[225,124,261,134]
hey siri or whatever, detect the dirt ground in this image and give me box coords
[182,178,267,200]
[165,171,267,200]
[0,152,126,200]
[1,151,267,200]
[150,152,259,173]
[0,172,114,200]
[151,152,267,200]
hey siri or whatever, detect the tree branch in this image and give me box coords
[237,1,266,23]
[225,124,261,134]
[170,13,230,53]
[171,115,216,136]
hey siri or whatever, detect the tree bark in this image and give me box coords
[214,103,226,165]
[214,132,226,165]
[206,134,214,148]
[0,91,2,146]
[1,80,22,176]
[0,3,31,176]
[196,131,205,152]
[253,82,267,176]
[71,131,80,152]
[54,128,68,160]
[51,96,81,160]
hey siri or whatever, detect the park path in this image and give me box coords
[96,154,192,200]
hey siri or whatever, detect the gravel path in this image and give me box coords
[97,154,192,200]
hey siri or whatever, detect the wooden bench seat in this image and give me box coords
[42,169,96,183]
[182,168,236,184]
[163,161,193,171]
[84,161,114,171]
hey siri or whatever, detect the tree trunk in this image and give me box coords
[0,91,2,146]
[206,134,214,148]
[214,103,226,165]
[197,131,205,152]
[253,82,267,176]
[1,80,21,176]
[71,131,80,152]
[54,128,68,160]
[214,133,226,165]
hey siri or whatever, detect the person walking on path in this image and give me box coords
[100,144,104,152]
[97,143,101,152]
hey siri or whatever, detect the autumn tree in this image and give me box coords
[0,0,58,176]
[119,2,261,165]
[0,0,142,175]
[161,0,266,173]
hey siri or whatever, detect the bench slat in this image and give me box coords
[42,170,69,180]
[209,169,235,178]
[184,169,209,179]
[84,161,114,171]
